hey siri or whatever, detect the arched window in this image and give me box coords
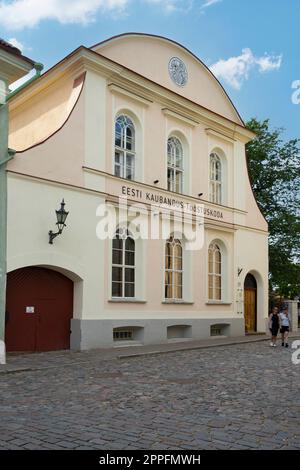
[209,153,222,204]
[115,115,135,180]
[208,243,222,300]
[167,136,183,193]
[165,237,183,300]
[112,228,135,298]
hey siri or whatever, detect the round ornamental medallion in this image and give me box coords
[168,57,188,87]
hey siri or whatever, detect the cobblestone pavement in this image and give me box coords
[0,341,300,450]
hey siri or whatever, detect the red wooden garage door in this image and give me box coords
[5,267,73,352]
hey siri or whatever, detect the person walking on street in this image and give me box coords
[269,307,280,347]
[280,307,290,348]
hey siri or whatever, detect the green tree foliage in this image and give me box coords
[246,118,300,299]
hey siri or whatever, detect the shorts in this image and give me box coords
[280,326,289,333]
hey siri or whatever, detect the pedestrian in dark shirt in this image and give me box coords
[269,307,280,347]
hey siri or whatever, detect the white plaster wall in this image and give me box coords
[7,174,106,321]
[234,228,269,332]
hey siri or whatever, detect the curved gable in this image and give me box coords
[91,33,243,126]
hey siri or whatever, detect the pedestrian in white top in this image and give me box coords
[280,307,290,348]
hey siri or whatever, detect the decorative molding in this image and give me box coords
[205,128,236,143]
[162,108,198,127]
[108,83,153,107]
[204,223,237,233]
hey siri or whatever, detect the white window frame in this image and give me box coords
[165,237,183,301]
[209,152,222,204]
[112,229,135,299]
[208,243,222,301]
[167,136,184,193]
[114,115,136,180]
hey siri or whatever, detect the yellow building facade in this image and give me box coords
[5,33,268,351]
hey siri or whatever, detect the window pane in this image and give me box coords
[216,260,221,275]
[112,249,122,265]
[216,184,221,204]
[174,284,182,299]
[125,283,135,297]
[126,154,135,180]
[112,282,122,297]
[113,237,122,250]
[165,271,173,286]
[115,164,122,177]
[125,237,135,251]
[165,255,173,270]
[214,275,221,290]
[125,251,135,266]
[175,171,182,193]
[125,268,135,282]
[112,267,122,282]
[174,243,182,257]
[174,256,182,270]
[115,122,122,147]
[167,168,173,191]
[176,151,182,169]
[215,287,222,301]
[165,283,173,299]
[115,151,124,177]
[165,241,172,257]
[174,272,182,287]
[126,129,134,151]
[115,151,123,164]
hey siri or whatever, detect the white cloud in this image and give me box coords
[210,48,282,90]
[0,0,128,30]
[8,37,24,51]
[201,0,222,8]
[256,54,282,73]
[144,0,193,14]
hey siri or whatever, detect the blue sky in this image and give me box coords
[1,0,299,139]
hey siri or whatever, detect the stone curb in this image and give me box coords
[117,334,300,359]
[1,333,299,374]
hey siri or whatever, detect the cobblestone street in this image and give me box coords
[1,340,300,450]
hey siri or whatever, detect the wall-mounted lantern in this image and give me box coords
[49,199,69,244]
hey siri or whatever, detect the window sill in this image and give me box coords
[108,298,147,304]
[206,301,232,305]
[162,300,194,305]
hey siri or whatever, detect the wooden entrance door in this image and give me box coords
[244,273,257,333]
[5,267,73,352]
[244,289,256,332]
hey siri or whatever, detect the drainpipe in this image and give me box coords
[0,62,43,364]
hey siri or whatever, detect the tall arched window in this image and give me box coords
[210,153,222,204]
[112,228,135,298]
[208,243,222,300]
[165,237,183,300]
[167,136,183,193]
[115,115,135,180]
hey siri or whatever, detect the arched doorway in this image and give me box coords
[5,267,73,352]
[244,273,257,333]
